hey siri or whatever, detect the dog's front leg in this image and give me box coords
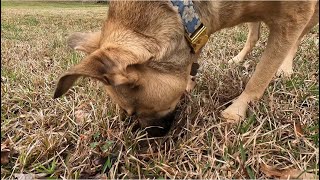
[275,40,298,77]
[221,23,307,122]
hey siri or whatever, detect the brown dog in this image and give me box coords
[54,1,319,136]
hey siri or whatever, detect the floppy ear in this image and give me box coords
[67,31,101,54]
[53,50,138,98]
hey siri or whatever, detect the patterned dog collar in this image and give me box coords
[171,0,209,53]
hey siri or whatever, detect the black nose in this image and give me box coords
[139,111,176,137]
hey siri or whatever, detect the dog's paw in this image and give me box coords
[276,68,293,77]
[228,55,244,64]
[221,110,243,122]
[276,60,293,77]
[221,99,248,122]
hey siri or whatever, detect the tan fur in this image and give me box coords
[67,31,102,54]
[54,1,319,133]
[229,22,261,64]
[229,19,315,77]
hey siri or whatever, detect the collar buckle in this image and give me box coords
[185,24,209,54]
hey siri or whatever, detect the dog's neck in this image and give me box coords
[193,1,265,34]
[102,1,268,71]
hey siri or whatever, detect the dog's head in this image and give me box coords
[54,2,198,136]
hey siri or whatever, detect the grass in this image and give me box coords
[1,1,319,179]
[1,1,106,9]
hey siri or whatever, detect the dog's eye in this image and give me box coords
[103,76,110,85]
[127,83,140,90]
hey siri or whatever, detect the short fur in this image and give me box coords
[54,1,319,135]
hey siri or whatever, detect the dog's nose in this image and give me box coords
[138,111,176,137]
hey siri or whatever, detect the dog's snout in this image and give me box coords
[138,110,176,137]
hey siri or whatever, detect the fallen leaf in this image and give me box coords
[294,120,304,137]
[14,174,33,180]
[14,173,47,180]
[1,139,11,165]
[260,163,318,179]
[74,102,91,124]
[1,150,10,165]
[79,134,88,141]
[75,110,90,123]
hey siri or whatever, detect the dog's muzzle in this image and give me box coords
[138,111,176,137]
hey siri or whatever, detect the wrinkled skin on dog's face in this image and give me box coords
[54,2,197,136]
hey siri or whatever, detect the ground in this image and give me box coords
[1,1,319,179]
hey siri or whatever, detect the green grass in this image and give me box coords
[1,1,106,9]
[1,2,319,179]
[234,30,247,43]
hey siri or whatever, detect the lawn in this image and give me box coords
[1,1,319,179]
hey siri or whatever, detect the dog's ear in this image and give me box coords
[54,49,138,98]
[67,31,101,54]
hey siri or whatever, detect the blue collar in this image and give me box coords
[171,0,209,53]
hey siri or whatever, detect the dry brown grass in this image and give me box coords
[1,2,319,179]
